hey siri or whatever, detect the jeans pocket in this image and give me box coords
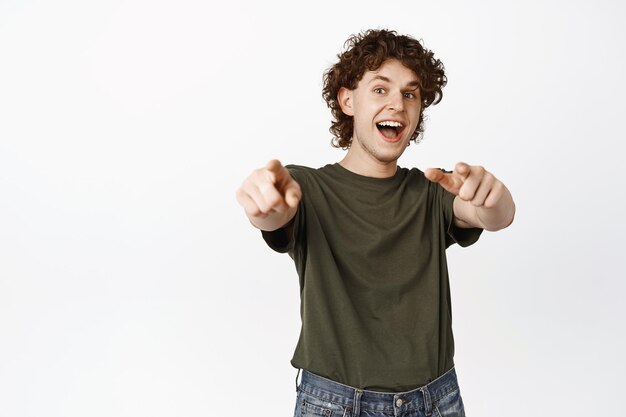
[433,388,465,417]
[295,390,343,417]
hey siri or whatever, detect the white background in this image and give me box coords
[1,0,625,416]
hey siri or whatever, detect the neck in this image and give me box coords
[339,147,398,178]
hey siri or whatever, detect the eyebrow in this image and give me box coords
[369,75,421,88]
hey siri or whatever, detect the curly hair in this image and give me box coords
[322,29,447,148]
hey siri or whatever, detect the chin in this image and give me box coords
[375,148,407,163]
[381,142,410,160]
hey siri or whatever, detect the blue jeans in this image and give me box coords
[293,367,465,417]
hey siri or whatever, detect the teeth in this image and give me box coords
[377,121,403,127]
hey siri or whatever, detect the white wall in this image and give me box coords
[1,0,624,416]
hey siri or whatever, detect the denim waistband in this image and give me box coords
[298,367,460,415]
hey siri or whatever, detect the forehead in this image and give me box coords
[362,59,420,84]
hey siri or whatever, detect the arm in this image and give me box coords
[425,162,515,232]
[235,159,302,232]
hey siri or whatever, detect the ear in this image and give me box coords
[337,87,354,116]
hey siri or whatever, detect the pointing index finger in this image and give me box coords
[265,159,283,173]
[424,167,446,184]
[265,159,285,183]
[425,167,464,195]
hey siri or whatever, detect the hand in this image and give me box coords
[236,159,302,219]
[424,162,506,208]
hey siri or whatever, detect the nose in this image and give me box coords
[387,91,404,112]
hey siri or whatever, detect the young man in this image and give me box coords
[236,29,515,417]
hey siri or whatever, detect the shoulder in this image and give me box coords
[284,164,313,185]
[397,166,447,202]
[285,164,334,173]
[285,163,338,183]
[398,166,428,184]
[399,166,424,176]
[285,164,315,175]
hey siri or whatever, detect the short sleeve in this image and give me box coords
[261,202,302,253]
[442,188,483,248]
[261,165,305,254]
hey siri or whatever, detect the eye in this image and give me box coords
[403,92,416,99]
[374,87,385,94]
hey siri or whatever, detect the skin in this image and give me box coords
[236,159,301,232]
[337,59,422,178]
[236,59,515,232]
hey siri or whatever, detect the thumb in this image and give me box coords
[284,181,302,208]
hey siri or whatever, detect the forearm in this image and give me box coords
[247,206,298,232]
[454,187,515,231]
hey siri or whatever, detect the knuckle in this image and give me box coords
[265,169,277,183]
[257,197,273,212]
[245,174,259,188]
[256,205,270,215]
[236,187,250,204]
[253,168,272,183]
[483,199,496,209]
[252,168,264,178]
[248,206,262,217]
[259,181,278,196]
[265,194,282,208]
[459,190,472,200]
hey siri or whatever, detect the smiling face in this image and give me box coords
[338,59,422,177]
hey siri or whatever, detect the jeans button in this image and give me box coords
[395,398,403,407]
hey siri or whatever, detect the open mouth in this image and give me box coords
[376,120,405,142]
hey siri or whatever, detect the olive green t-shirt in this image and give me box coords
[262,163,482,392]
